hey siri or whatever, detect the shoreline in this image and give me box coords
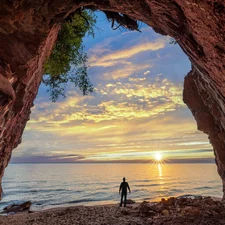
[2,194,221,213]
[0,195,224,225]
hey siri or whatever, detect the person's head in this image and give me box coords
[123,177,126,182]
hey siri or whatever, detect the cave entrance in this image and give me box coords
[2,10,222,209]
[12,11,213,165]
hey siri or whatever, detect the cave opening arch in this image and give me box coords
[0,0,225,200]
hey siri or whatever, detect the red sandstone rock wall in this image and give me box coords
[0,0,225,199]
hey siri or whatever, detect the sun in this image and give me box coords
[154,152,162,162]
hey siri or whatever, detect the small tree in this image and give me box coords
[43,9,96,102]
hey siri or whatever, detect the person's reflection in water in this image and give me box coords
[119,177,131,207]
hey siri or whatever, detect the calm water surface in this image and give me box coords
[0,163,222,210]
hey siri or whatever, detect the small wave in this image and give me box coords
[41,188,68,192]
[71,190,83,193]
[195,186,211,190]
[169,189,184,192]
[33,199,51,206]
[67,199,96,204]
[143,197,152,200]
[177,194,201,199]
[35,202,43,205]
[4,188,68,195]
[82,191,108,198]
[130,189,145,193]
[56,196,115,206]
[134,179,158,183]
[48,198,104,206]
[138,183,161,187]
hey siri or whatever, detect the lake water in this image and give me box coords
[0,163,222,210]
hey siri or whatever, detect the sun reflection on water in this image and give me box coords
[158,163,162,178]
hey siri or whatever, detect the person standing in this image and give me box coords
[119,177,131,207]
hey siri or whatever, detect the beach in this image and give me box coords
[1,196,225,225]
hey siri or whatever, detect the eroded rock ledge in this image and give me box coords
[0,0,225,199]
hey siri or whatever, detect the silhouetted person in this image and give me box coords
[119,177,131,207]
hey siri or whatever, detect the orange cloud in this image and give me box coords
[101,63,151,80]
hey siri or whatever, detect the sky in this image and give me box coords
[11,11,214,163]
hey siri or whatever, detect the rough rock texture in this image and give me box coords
[0,0,225,199]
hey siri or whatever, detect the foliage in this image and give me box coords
[43,10,96,102]
[104,11,140,32]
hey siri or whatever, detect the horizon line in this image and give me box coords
[10,161,215,164]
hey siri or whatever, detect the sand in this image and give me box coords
[1,197,225,225]
[0,204,145,225]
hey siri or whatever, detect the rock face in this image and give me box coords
[137,196,225,224]
[2,201,32,214]
[0,0,225,199]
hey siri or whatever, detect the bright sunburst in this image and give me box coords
[154,152,162,162]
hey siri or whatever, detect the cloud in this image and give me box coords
[27,75,185,129]
[23,71,188,144]
[176,141,210,146]
[15,104,211,163]
[144,70,150,75]
[11,153,85,163]
[87,35,167,82]
[89,38,166,68]
[100,63,151,80]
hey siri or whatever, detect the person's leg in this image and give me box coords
[124,192,127,207]
[120,193,123,207]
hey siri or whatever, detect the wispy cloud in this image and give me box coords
[100,63,151,80]
[11,153,86,163]
[89,38,167,68]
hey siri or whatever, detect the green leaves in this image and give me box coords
[43,9,96,102]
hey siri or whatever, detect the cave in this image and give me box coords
[0,0,225,200]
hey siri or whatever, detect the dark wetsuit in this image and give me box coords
[119,181,131,207]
